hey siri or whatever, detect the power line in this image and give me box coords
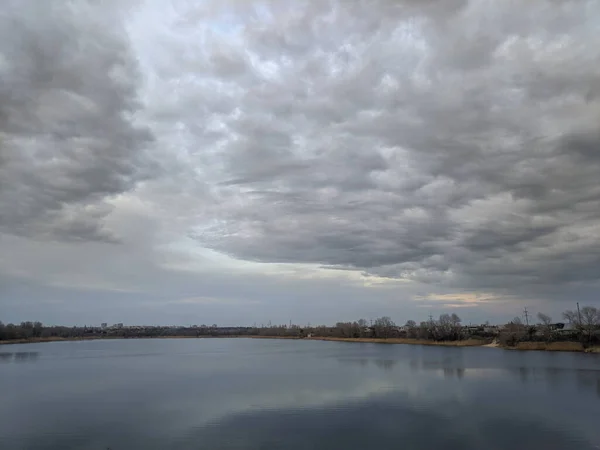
[523,307,530,326]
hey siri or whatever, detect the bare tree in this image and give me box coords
[433,313,462,341]
[373,316,395,339]
[438,313,450,331]
[405,320,417,338]
[562,306,600,342]
[504,316,525,334]
[335,322,359,338]
[450,313,462,340]
[537,313,552,340]
[537,313,552,326]
[438,314,459,340]
[418,321,430,339]
[562,310,579,326]
[357,318,368,337]
[580,306,600,342]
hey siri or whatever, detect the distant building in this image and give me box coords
[101,323,108,329]
[115,323,123,329]
[483,325,499,335]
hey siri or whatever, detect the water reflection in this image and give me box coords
[350,349,600,394]
[374,359,397,371]
[1,340,599,450]
[337,358,398,372]
[190,394,598,450]
[408,350,467,380]
[336,357,369,367]
[336,357,398,371]
[443,367,466,379]
[510,367,600,398]
[0,351,39,363]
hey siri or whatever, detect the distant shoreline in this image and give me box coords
[252,336,600,352]
[252,336,491,347]
[0,335,208,345]
[2,335,598,353]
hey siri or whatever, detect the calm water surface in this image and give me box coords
[1,338,599,449]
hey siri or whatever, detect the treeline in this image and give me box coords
[0,321,256,341]
[1,305,599,346]
[498,306,600,347]
[302,315,469,341]
[0,321,44,340]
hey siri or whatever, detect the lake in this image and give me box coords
[1,338,599,450]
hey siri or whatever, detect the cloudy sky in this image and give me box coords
[1,0,599,326]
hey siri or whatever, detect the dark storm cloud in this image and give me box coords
[184,0,600,291]
[0,0,154,242]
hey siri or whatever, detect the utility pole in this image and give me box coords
[577,302,582,325]
[523,307,530,326]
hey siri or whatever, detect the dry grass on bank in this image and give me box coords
[0,335,220,345]
[3,335,598,353]
[0,337,102,345]
[304,337,489,347]
[1,335,489,347]
[249,336,487,346]
[252,336,600,352]
[515,341,585,352]
[247,335,302,340]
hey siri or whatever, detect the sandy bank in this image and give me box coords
[250,336,600,353]
[2,335,598,353]
[0,337,104,345]
[251,336,489,347]
[513,341,600,353]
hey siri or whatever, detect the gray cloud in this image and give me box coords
[0,0,154,242]
[178,0,600,292]
[2,0,600,325]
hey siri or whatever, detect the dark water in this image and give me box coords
[1,339,599,450]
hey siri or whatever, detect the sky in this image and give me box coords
[1,0,599,327]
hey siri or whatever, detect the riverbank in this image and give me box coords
[0,335,492,348]
[323,337,599,352]
[2,335,599,353]
[253,336,490,347]
[512,341,600,353]
[0,337,101,345]
[0,335,211,345]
